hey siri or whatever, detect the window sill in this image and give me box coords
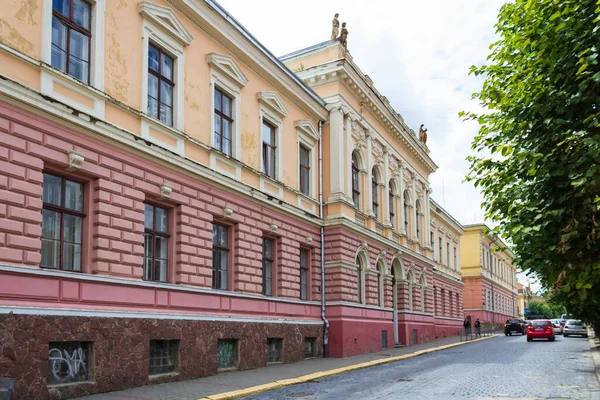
[217,367,238,373]
[47,380,95,388]
[149,372,179,380]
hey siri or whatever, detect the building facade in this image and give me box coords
[0,2,464,399]
[517,282,532,319]
[460,224,518,326]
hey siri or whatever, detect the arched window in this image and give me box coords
[415,200,421,242]
[419,273,426,312]
[377,261,385,307]
[351,153,360,208]
[372,168,379,220]
[403,190,409,233]
[389,180,395,229]
[356,254,364,304]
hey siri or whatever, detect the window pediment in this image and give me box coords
[257,92,288,119]
[138,2,193,46]
[206,53,249,88]
[295,120,319,142]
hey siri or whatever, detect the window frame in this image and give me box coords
[213,87,235,156]
[51,0,93,84]
[262,237,275,296]
[388,181,395,229]
[351,154,361,209]
[41,172,86,272]
[149,339,179,376]
[371,168,379,220]
[212,223,230,290]
[147,43,175,127]
[299,144,311,196]
[262,120,277,179]
[299,248,310,301]
[143,203,170,283]
[403,191,409,234]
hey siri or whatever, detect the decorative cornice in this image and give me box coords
[295,120,319,142]
[257,91,289,118]
[138,1,193,46]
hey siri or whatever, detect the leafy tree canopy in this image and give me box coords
[463,0,600,322]
[527,300,566,319]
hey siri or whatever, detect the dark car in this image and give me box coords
[504,319,526,336]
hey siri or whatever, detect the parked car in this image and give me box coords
[563,320,588,338]
[526,319,555,342]
[550,319,563,335]
[504,319,526,336]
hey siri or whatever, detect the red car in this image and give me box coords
[526,319,555,342]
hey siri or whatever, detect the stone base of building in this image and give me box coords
[0,313,323,400]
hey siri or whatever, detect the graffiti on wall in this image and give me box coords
[217,340,237,369]
[48,342,90,384]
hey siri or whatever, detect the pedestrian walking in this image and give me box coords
[475,318,481,337]
[463,316,471,336]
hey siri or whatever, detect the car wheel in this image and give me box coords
[564,334,568,337]
[550,336,555,342]
[505,333,508,336]
[527,337,532,342]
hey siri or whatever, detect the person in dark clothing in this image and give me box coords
[474,318,481,337]
[463,316,471,336]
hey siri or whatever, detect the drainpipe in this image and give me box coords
[318,120,329,358]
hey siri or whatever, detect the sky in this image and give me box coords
[216,0,537,289]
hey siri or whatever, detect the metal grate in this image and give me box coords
[48,342,91,385]
[149,340,179,375]
[304,337,316,358]
[217,339,238,369]
[267,338,283,363]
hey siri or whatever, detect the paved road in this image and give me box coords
[243,335,600,400]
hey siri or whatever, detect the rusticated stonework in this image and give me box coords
[0,313,323,400]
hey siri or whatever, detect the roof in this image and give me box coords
[279,40,332,60]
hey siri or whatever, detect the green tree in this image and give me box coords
[463,0,600,323]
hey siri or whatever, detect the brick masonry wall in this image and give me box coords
[0,313,323,400]
[0,101,321,301]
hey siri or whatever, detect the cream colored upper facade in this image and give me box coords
[281,41,442,261]
[0,0,328,223]
[430,200,464,281]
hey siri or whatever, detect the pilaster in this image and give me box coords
[326,103,346,203]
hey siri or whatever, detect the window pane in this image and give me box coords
[52,0,69,16]
[51,17,67,51]
[155,236,168,260]
[223,138,231,157]
[219,265,227,290]
[160,104,173,126]
[214,89,222,112]
[63,214,82,244]
[148,45,159,73]
[219,226,228,247]
[69,54,89,83]
[155,206,168,233]
[300,146,309,166]
[147,97,158,119]
[43,174,62,206]
[62,243,82,271]
[300,269,307,300]
[70,28,90,60]
[144,204,154,229]
[222,95,232,117]
[263,239,272,258]
[161,53,173,81]
[160,81,173,107]
[41,210,61,268]
[65,180,83,211]
[62,214,83,270]
[266,147,275,177]
[72,0,91,30]
[51,45,67,74]
[155,259,167,282]
[262,122,274,144]
[222,119,231,140]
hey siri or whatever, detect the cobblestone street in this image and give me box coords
[244,336,600,400]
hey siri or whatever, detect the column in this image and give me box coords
[383,147,391,227]
[424,187,431,248]
[344,115,353,202]
[411,183,418,240]
[365,132,374,216]
[326,104,345,203]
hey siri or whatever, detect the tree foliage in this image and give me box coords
[527,300,566,319]
[464,0,600,322]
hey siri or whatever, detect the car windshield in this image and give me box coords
[508,320,520,324]
[566,320,583,326]
[531,321,550,327]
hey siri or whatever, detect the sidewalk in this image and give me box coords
[78,334,497,400]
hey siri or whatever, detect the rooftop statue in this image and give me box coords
[339,22,348,50]
[419,124,428,145]
[331,13,340,40]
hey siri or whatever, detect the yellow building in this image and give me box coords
[460,224,518,325]
[517,282,532,318]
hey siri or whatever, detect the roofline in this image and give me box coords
[280,40,332,61]
[204,0,326,109]
[430,198,464,233]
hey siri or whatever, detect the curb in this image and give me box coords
[199,335,499,400]
[588,336,600,385]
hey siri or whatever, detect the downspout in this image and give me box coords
[319,120,329,358]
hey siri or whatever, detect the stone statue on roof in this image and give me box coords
[419,124,428,145]
[339,22,348,50]
[331,13,340,40]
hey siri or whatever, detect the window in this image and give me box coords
[299,145,311,195]
[143,204,169,282]
[300,248,309,300]
[356,255,363,304]
[41,173,85,271]
[217,339,238,370]
[403,191,409,233]
[438,237,443,265]
[48,341,91,385]
[415,201,421,241]
[262,121,277,178]
[304,337,316,358]
[267,338,282,363]
[212,224,229,290]
[446,243,450,269]
[389,181,395,229]
[372,168,379,220]
[431,232,435,262]
[351,153,360,208]
[149,340,178,375]
[147,44,174,126]
[213,88,233,155]
[454,247,458,271]
[51,0,91,83]
[262,238,274,296]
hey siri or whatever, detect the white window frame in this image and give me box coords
[295,120,318,198]
[258,92,288,182]
[41,0,106,90]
